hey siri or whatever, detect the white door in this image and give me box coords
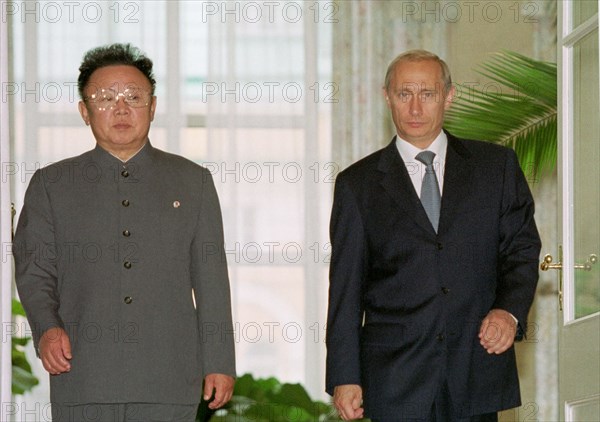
[544,1,600,420]
[0,18,15,420]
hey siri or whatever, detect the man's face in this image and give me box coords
[385,60,454,149]
[79,65,156,157]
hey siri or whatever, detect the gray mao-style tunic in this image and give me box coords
[14,142,236,405]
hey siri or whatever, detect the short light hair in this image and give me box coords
[384,49,452,93]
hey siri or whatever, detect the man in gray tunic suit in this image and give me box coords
[13,44,236,421]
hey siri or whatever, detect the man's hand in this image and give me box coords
[479,308,518,354]
[203,373,235,409]
[333,384,364,420]
[39,327,72,375]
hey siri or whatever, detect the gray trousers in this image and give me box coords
[51,403,198,422]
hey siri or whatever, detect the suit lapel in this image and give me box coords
[438,133,474,235]
[377,133,474,236]
[378,138,435,234]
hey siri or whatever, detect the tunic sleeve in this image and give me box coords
[191,169,236,377]
[14,170,64,351]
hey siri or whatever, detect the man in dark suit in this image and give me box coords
[325,50,541,421]
[14,43,236,421]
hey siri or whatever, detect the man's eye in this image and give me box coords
[126,90,144,102]
[100,93,115,102]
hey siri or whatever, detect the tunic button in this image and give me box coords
[437,334,445,342]
[124,261,132,269]
[124,296,133,304]
[121,170,129,178]
[123,230,131,237]
[122,199,130,207]
[437,242,443,250]
[442,287,450,294]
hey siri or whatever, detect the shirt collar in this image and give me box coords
[395,131,448,163]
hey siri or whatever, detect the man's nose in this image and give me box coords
[409,96,422,115]
[113,94,129,113]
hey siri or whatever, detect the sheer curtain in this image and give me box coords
[7,1,333,418]
[199,3,332,396]
[331,0,449,169]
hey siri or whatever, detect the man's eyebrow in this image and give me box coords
[396,87,437,95]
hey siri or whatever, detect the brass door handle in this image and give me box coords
[540,254,597,271]
[540,254,561,271]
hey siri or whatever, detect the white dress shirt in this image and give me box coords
[395,131,447,197]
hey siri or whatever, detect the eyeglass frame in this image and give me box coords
[83,86,155,111]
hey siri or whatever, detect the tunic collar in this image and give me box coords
[93,141,154,166]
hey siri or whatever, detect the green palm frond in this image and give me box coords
[445,51,557,182]
[11,299,39,394]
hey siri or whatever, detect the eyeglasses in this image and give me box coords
[85,88,153,111]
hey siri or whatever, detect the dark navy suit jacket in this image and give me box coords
[325,132,541,419]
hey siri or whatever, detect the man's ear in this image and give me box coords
[149,96,157,121]
[78,101,90,126]
[383,87,391,108]
[444,85,456,110]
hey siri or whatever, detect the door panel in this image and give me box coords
[572,0,598,28]
[572,28,600,319]
[554,1,600,420]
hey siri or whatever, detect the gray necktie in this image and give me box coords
[415,151,441,232]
